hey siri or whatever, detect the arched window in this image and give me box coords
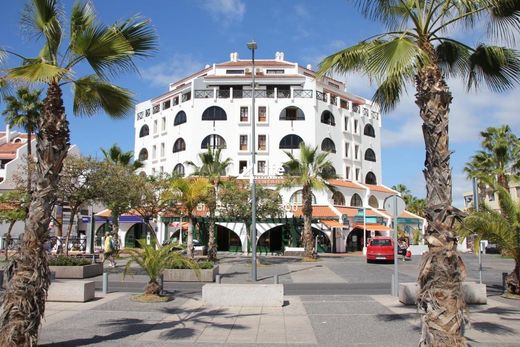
[365,172,377,185]
[332,191,345,205]
[174,111,187,126]
[173,138,186,153]
[350,193,363,207]
[289,190,317,205]
[201,134,227,149]
[279,106,305,120]
[139,125,149,138]
[202,106,227,121]
[279,134,304,149]
[365,149,376,162]
[138,148,148,161]
[321,138,336,153]
[322,166,336,178]
[173,163,185,177]
[321,110,336,126]
[364,124,375,137]
[368,195,379,208]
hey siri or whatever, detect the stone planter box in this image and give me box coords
[163,265,218,282]
[49,263,103,279]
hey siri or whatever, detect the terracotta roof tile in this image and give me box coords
[328,179,365,190]
[293,205,338,218]
[364,184,396,193]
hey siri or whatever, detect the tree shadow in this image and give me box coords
[470,321,517,334]
[376,313,419,322]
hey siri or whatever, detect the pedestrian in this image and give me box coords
[103,232,116,268]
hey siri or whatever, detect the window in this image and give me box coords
[280,106,305,120]
[174,163,185,177]
[321,138,336,153]
[345,142,350,158]
[202,106,227,121]
[160,143,165,157]
[161,117,166,132]
[172,96,179,106]
[258,160,266,174]
[174,111,187,126]
[152,105,160,114]
[226,69,244,74]
[354,145,360,160]
[345,166,351,180]
[153,120,158,133]
[332,191,345,205]
[239,160,248,174]
[279,134,304,149]
[138,148,148,161]
[240,106,249,122]
[364,124,376,137]
[163,100,171,110]
[181,92,191,102]
[368,195,379,208]
[139,125,149,138]
[289,190,317,205]
[160,166,164,173]
[240,135,248,151]
[365,149,376,162]
[201,134,226,149]
[321,111,336,126]
[354,119,359,133]
[266,69,284,74]
[152,145,157,159]
[145,109,150,117]
[258,106,267,122]
[258,135,267,151]
[350,193,362,207]
[365,172,377,185]
[173,138,186,153]
[355,168,360,181]
[344,117,349,131]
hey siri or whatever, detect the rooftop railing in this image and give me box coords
[194,89,313,99]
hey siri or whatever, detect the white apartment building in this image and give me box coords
[134,51,382,184]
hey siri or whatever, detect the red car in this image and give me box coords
[366,237,395,263]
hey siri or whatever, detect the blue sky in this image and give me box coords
[1,0,519,207]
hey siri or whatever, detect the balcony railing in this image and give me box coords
[362,108,369,117]
[152,105,160,114]
[218,89,230,98]
[137,111,144,120]
[330,95,337,106]
[193,89,313,99]
[371,111,379,119]
[277,90,290,98]
[316,91,327,102]
[293,89,312,98]
[352,105,360,113]
[195,90,214,98]
[340,99,349,110]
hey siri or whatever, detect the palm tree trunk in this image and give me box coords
[506,256,520,295]
[187,214,194,258]
[0,81,70,347]
[4,221,15,261]
[26,129,32,198]
[302,184,314,258]
[415,61,467,347]
[207,187,217,261]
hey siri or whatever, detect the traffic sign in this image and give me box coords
[384,195,406,217]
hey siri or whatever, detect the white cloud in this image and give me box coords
[141,54,205,87]
[293,4,309,18]
[198,0,246,25]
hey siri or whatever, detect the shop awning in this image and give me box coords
[321,220,344,228]
[353,223,391,231]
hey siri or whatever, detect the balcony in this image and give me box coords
[194,89,313,99]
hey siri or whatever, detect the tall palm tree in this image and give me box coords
[101,143,143,170]
[319,2,520,344]
[2,87,43,197]
[0,1,156,345]
[167,177,210,258]
[459,184,520,295]
[186,147,232,261]
[282,143,335,258]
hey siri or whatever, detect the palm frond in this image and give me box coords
[371,72,407,113]
[467,45,520,92]
[486,0,520,44]
[70,0,95,45]
[435,39,472,78]
[8,59,68,82]
[113,17,158,58]
[72,75,133,117]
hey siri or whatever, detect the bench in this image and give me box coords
[47,280,96,302]
[399,282,487,305]
[202,284,284,307]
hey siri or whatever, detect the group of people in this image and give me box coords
[103,232,117,268]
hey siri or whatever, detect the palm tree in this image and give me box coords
[319,2,520,344]
[459,184,520,295]
[2,87,43,197]
[282,143,335,258]
[167,177,210,258]
[101,143,143,170]
[0,1,157,345]
[123,239,196,295]
[186,147,232,261]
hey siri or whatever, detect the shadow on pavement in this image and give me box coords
[470,321,516,334]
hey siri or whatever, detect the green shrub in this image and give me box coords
[197,260,214,269]
[48,256,91,266]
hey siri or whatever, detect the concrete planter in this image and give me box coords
[163,265,218,282]
[49,263,103,279]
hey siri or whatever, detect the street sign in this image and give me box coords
[340,214,350,227]
[384,195,406,218]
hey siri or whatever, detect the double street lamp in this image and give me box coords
[247,40,257,282]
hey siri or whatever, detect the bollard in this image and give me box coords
[502,272,508,292]
[0,270,4,289]
[92,254,96,264]
[391,274,395,296]
[103,272,109,294]
[274,274,279,284]
[159,274,164,295]
[215,274,221,284]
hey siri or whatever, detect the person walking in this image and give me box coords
[103,232,116,268]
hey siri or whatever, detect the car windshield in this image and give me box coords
[371,239,392,246]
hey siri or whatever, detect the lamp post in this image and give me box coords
[247,40,257,282]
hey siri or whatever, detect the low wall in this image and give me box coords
[163,265,218,282]
[47,280,95,302]
[50,263,103,279]
[203,283,284,307]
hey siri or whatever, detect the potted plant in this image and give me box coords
[163,258,218,282]
[48,255,103,279]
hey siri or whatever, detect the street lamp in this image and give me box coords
[247,40,257,281]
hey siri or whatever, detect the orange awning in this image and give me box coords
[353,223,391,231]
[321,220,344,228]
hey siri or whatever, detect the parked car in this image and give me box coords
[485,243,501,254]
[367,237,394,263]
